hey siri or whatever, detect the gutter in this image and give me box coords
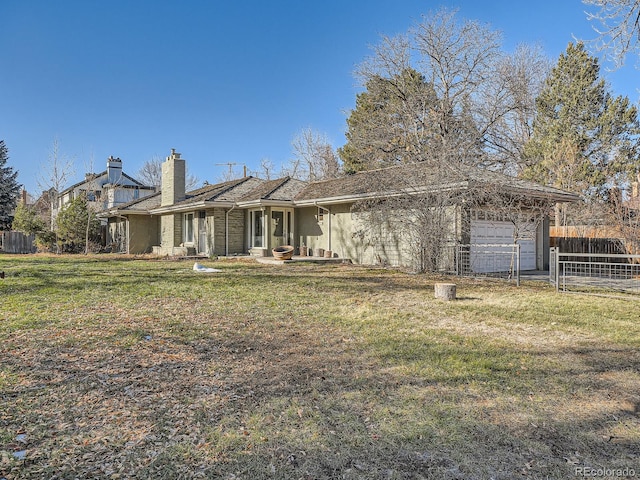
[150,200,235,215]
[294,182,468,207]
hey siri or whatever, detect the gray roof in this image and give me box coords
[61,170,147,195]
[294,163,580,204]
[238,177,307,203]
[169,176,264,207]
[101,162,579,217]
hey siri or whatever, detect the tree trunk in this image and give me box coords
[434,283,456,300]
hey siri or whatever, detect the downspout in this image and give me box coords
[225,205,237,257]
[315,202,332,252]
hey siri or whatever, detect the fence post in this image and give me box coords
[551,247,559,292]
[516,243,521,287]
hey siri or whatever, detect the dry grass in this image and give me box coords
[0,254,638,479]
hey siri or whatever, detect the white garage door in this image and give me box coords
[470,220,536,273]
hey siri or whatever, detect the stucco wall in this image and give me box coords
[297,202,462,269]
[296,203,382,262]
[297,206,327,255]
[107,216,159,254]
[129,216,159,254]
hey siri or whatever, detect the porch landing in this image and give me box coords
[255,255,352,265]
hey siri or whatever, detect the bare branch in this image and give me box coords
[583,0,640,68]
[138,156,201,190]
[291,127,341,181]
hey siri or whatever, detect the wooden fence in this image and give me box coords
[550,236,625,256]
[0,231,36,254]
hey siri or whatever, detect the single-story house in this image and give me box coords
[99,150,578,271]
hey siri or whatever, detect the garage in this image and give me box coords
[470,218,536,273]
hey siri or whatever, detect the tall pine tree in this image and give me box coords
[523,42,640,199]
[0,140,21,230]
[338,68,439,173]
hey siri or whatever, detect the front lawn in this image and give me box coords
[1,255,638,479]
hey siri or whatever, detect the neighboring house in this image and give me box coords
[100,149,578,271]
[52,156,156,224]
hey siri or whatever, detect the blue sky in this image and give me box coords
[1,0,637,195]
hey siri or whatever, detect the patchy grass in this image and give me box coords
[0,254,638,479]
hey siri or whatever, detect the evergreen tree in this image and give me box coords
[56,195,101,252]
[523,42,640,198]
[339,68,443,173]
[12,203,46,236]
[0,140,21,230]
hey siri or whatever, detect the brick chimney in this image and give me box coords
[161,149,186,206]
[107,156,123,184]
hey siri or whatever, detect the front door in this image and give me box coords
[271,209,292,248]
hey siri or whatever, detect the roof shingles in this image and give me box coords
[102,163,579,215]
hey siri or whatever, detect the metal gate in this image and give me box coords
[455,243,521,285]
[550,248,640,294]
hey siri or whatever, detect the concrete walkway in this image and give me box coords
[256,255,352,265]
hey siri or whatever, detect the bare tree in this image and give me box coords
[347,154,469,272]
[136,156,163,187]
[481,44,552,173]
[37,138,75,251]
[291,127,341,181]
[248,158,275,180]
[411,8,501,164]
[584,0,640,67]
[346,8,549,173]
[82,153,100,254]
[343,8,552,271]
[137,155,201,190]
[277,157,303,181]
[602,177,640,254]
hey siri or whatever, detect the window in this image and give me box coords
[272,210,284,237]
[251,210,263,247]
[184,213,194,244]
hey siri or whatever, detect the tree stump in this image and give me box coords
[434,283,456,301]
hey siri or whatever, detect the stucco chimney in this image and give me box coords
[107,156,123,184]
[161,149,186,206]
